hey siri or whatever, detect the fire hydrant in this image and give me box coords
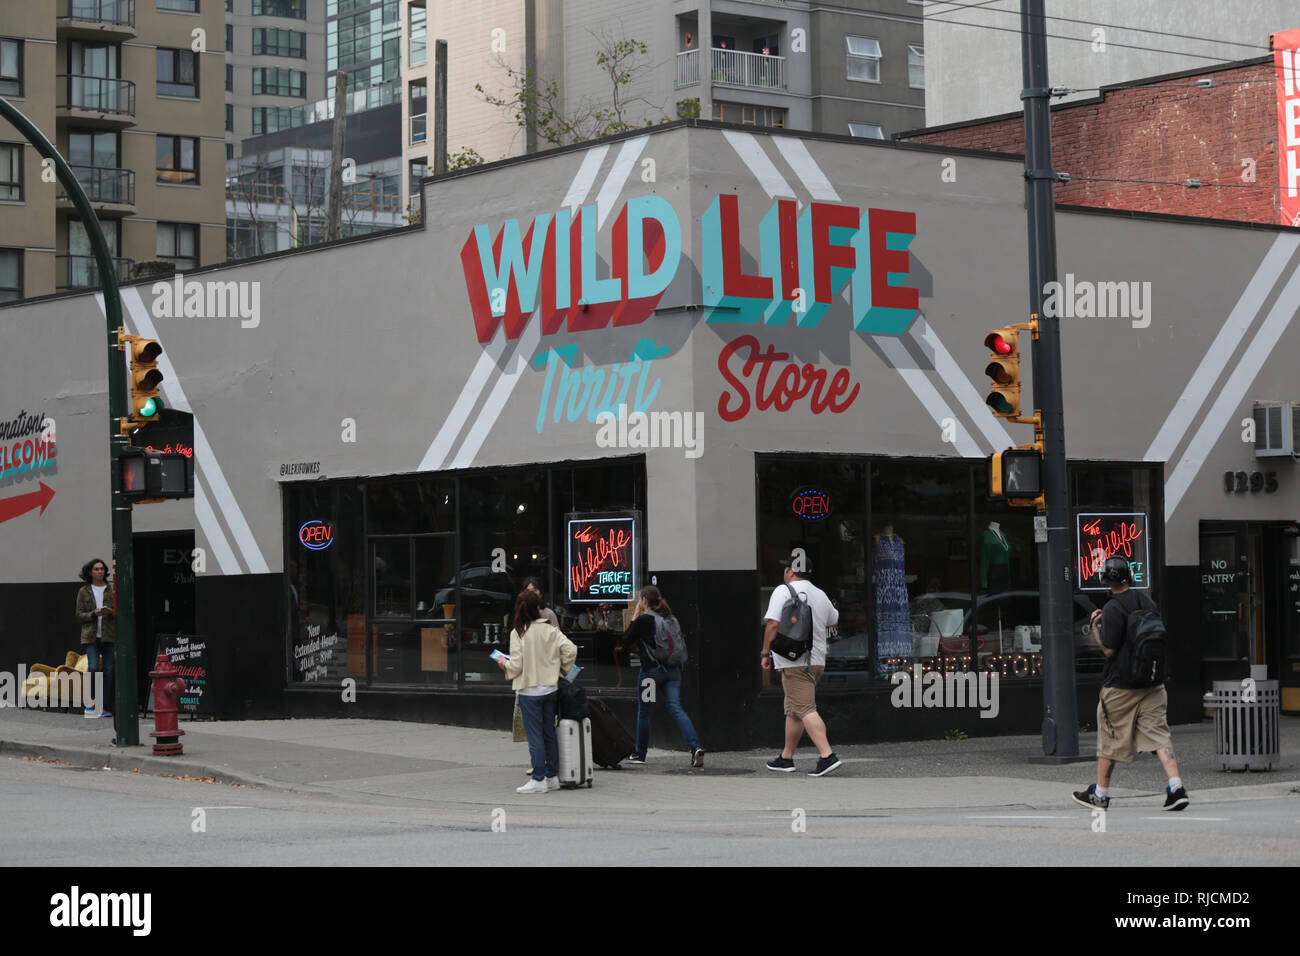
[149,654,187,756]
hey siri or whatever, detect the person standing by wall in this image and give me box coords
[496,589,577,793]
[76,558,115,718]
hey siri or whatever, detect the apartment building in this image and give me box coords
[0,0,227,301]
[399,1,925,212]
[224,0,327,159]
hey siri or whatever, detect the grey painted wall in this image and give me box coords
[922,0,1290,126]
[1,124,1296,587]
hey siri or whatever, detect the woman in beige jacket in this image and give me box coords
[496,589,577,793]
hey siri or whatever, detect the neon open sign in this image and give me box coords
[791,488,831,521]
[298,520,334,551]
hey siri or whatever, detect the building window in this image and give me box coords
[226,23,233,52]
[0,248,21,303]
[226,0,232,10]
[226,63,233,91]
[846,35,881,84]
[226,143,234,160]
[156,48,199,97]
[252,0,305,17]
[712,101,786,128]
[908,44,924,89]
[0,38,22,97]
[848,123,884,139]
[409,2,426,66]
[251,106,294,134]
[156,134,199,185]
[0,143,21,201]
[158,0,200,11]
[157,222,199,270]
[252,28,305,57]
[225,103,233,130]
[252,67,305,96]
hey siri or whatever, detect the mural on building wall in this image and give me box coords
[0,410,56,526]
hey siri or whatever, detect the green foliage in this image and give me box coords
[943,729,969,741]
[676,97,701,120]
[446,146,485,171]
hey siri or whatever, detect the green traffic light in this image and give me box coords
[141,398,158,418]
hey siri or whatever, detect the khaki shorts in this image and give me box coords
[1096,685,1173,763]
[780,666,824,719]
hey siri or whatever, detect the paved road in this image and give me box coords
[4,756,1296,866]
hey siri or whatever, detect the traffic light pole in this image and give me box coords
[1019,1,1082,761]
[0,98,139,746]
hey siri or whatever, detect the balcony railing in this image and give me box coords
[60,165,135,205]
[676,49,700,89]
[59,0,135,28]
[58,75,136,116]
[410,112,427,144]
[711,48,786,90]
[57,254,134,290]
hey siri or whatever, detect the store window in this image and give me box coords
[285,483,364,684]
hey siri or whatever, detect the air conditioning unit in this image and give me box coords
[1252,402,1298,457]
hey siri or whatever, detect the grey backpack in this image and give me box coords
[771,584,814,662]
[644,610,688,667]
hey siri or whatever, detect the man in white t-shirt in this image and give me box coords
[761,559,842,777]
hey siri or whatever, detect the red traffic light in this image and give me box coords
[984,332,1013,355]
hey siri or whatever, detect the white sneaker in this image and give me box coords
[545,776,560,791]
[516,778,548,794]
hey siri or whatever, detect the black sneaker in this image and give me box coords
[808,753,842,777]
[1071,784,1110,810]
[690,748,705,768]
[1163,786,1189,811]
[765,756,795,772]
[626,753,646,765]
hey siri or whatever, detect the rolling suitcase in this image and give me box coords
[556,717,593,789]
[588,698,636,768]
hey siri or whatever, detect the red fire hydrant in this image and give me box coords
[149,654,187,756]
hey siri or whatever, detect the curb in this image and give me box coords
[0,738,318,794]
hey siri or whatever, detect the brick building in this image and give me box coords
[898,56,1282,225]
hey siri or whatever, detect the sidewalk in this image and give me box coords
[2,706,1297,813]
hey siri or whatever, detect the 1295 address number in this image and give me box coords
[1223,471,1277,494]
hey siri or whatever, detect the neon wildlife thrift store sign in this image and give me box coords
[460,193,920,339]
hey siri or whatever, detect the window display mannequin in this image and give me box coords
[981,521,1011,592]
[874,525,910,662]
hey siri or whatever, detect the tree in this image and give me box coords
[476,32,667,150]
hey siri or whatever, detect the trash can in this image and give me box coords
[1206,679,1280,771]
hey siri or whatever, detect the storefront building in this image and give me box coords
[1,121,1297,748]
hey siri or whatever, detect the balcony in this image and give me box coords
[57,254,134,291]
[676,50,700,89]
[57,0,137,40]
[56,165,136,215]
[410,112,427,144]
[57,75,136,127]
[711,48,785,91]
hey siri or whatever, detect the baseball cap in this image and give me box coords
[779,558,811,575]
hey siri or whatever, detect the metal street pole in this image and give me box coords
[0,97,139,746]
[1019,1,1081,761]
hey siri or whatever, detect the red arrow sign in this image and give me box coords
[0,482,55,524]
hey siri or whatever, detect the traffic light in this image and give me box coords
[990,448,1043,498]
[118,332,163,433]
[120,448,193,501]
[983,327,1022,418]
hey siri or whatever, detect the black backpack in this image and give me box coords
[1114,592,1168,687]
[770,584,814,662]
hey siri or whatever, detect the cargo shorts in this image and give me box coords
[780,665,824,719]
[1097,684,1173,763]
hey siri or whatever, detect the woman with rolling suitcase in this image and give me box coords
[496,589,577,794]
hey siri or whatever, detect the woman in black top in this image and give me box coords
[617,586,703,768]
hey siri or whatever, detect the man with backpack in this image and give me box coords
[1072,556,1188,812]
[762,559,842,777]
[618,586,704,768]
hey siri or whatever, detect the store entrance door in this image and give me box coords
[132,531,197,707]
[1199,522,1298,708]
